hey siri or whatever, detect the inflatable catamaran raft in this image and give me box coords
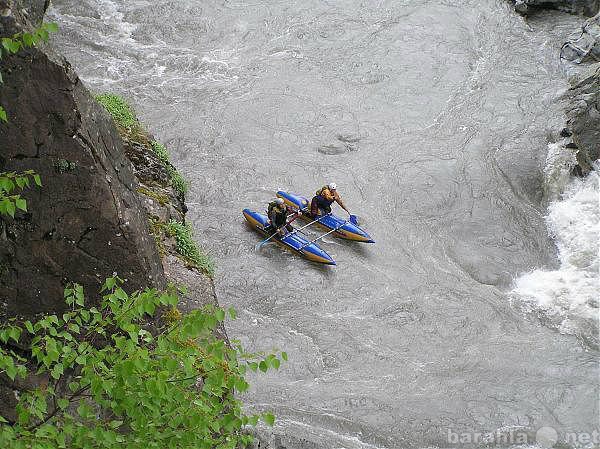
[243,191,374,265]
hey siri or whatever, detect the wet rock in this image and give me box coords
[561,13,600,62]
[511,0,600,16]
[563,63,600,175]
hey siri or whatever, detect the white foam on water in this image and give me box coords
[511,145,599,344]
[96,0,137,43]
[542,140,577,201]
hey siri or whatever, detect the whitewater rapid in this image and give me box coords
[512,150,599,348]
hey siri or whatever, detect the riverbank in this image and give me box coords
[0,0,225,421]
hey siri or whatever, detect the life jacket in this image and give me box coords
[314,186,335,204]
[268,201,288,226]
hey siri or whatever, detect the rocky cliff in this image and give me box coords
[507,0,600,175]
[0,0,221,420]
[563,63,600,175]
[0,0,218,322]
[0,0,166,318]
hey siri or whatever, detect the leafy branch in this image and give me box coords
[0,170,42,217]
[0,277,285,448]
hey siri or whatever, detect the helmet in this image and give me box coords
[275,197,285,205]
[328,182,337,190]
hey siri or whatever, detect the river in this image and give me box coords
[49,1,598,447]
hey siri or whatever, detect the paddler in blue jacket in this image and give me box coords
[267,198,301,237]
[310,182,351,217]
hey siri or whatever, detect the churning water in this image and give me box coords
[49,1,598,447]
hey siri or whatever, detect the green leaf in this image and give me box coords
[15,198,26,211]
[271,358,280,370]
[25,321,34,333]
[45,22,59,33]
[215,309,225,322]
[50,363,63,380]
[102,277,116,292]
[109,420,123,429]
[281,351,288,361]
[2,38,20,54]
[8,326,21,342]
[263,412,275,426]
[4,361,17,381]
[5,199,15,218]
[33,174,42,186]
[258,361,268,373]
[22,33,34,47]
[228,306,237,319]
[57,398,69,410]
[0,106,6,122]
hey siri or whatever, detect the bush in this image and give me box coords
[166,220,214,276]
[151,141,189,196]
[95,93,138,130]
[0,277,285,448]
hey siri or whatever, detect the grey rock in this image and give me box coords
[563,63,600,174]
[561,13,600,62]
[511,0,600,16]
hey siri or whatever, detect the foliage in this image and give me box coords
[94,93,188,197]
[0,22,58,122]
[0,277,285,448]
[0,170,41,217]
[151,141,189,196]
[94,93,138,130]
[166,220,215,276]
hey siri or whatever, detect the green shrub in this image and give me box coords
[151,141,170,165]
[151,141,189,196]
[95,93,137,130]
[166,220,214,276]
[0,277,285,448]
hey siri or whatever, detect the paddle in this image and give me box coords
[255,213,330,251]
[255,227,283,251]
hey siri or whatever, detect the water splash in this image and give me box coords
[512,156,599,347]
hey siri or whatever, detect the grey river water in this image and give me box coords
[49,1,598,447]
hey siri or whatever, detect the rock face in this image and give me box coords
[512,0,600,16]
[563,63,600,174]
[0,0,221,423]
[0,1,166,317]
[561,13,600,62]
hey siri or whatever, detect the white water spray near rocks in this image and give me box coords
[512,149,599,347]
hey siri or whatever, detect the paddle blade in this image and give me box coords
[255,238,271,251]
[349,214,360,226]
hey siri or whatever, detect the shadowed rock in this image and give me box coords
[0,0,166,317]
[512,0,599,16]
[563,63,600,174]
